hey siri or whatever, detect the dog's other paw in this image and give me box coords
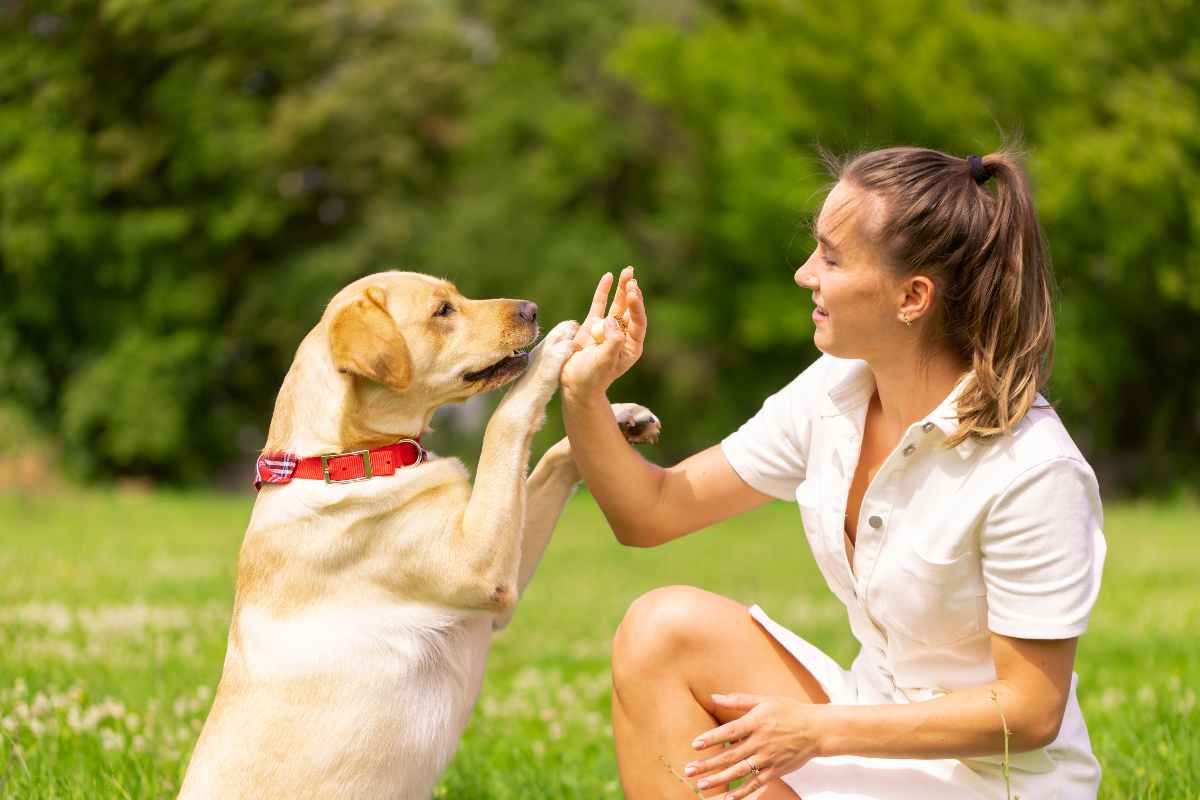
[612,403,661,444]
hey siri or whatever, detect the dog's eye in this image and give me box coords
[433,301,454,318]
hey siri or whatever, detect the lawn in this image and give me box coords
[0,489,1196,798]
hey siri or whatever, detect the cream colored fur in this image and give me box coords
[178,271,658,800]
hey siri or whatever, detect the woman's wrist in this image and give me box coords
[811,703,845,759]
[561,382,610,407]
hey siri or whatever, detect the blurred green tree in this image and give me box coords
[1,0,1195,491]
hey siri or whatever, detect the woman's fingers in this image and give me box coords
[684,739,754,780]
[693,718,752,751]
[609,265,635,320]
[694,752,767,792]
[625,278,647,343]
[725,767,776,800]
[586,272,614,321]
[711,693,766,712]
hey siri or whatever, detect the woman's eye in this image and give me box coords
[433,302,454,318]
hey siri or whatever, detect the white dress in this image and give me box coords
[720,355,1105,800]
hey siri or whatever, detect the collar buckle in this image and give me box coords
[322,449,372,484]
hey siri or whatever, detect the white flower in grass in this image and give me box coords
[1137,685,1156,706]
[1,717,17,734]
[1176,689,1196,715]
[100,728,126,751]
[132,735,147,752]
[29,719,45,737]
[1099,687,1125,710]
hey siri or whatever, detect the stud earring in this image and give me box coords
[900,312,912,327]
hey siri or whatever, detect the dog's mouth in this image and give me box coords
[463,348,531,383]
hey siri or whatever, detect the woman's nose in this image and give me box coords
[794,261,816,288]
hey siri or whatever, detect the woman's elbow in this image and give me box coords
[611,520,664,548]
[1014,709,1065,751]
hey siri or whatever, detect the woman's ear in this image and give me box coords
[328,286,413,392]
[898,274,936,323]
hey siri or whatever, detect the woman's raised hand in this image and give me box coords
[560,266,647,399]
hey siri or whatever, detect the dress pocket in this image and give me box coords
[876,544,984,646]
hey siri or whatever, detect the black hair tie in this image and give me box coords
[967,154,991,184]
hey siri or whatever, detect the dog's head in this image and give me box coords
[326,271,540,405]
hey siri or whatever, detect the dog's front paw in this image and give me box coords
[523,319,580,381]
[612,402,661,444]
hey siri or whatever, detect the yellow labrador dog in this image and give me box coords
[179,271,659,799]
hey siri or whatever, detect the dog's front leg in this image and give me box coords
[494,403,662,630]
[440,320,579,612]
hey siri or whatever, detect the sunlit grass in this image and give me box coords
[0,490,1195,798]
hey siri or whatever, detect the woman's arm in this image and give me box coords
[561,270,773,547]
[563,398,772,546]
[684,633,1077,796]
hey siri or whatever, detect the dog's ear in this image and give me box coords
[329,286,413,392]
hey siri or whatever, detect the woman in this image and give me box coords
[559,147,1105,799]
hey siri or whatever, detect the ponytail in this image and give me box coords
[836,146,1055,444]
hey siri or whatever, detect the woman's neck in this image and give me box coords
[866,345,968,437]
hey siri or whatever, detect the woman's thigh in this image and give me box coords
[612,584,829,721]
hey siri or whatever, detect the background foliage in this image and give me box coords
[1,0,1197,491]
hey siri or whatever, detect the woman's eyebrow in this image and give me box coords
[817,234,840,256]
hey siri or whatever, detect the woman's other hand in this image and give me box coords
[683,694,827,798]
[561,266,647,399]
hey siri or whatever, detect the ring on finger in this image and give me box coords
[746,756,760,777]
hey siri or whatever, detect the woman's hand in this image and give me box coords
[684,694,827,798]
[560,266,647,400]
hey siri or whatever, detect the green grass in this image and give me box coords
[0,489,1196,798]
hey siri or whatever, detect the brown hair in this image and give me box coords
[830,146,1055,445]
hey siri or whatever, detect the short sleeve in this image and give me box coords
[981,457,1106,639]
[719,358,825,501]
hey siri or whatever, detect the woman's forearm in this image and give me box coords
[562,387,666,546]
[820,680,1061,760]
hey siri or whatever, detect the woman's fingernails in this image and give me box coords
[697,779,710,789]
[684,764,695,776]
[692,738,705,749]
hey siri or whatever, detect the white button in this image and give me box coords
[902,444,917,456]
[921,422,935,433]
[868,515,883,529]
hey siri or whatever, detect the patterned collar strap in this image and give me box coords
[255,438,424,490]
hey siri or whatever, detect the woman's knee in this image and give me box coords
[612,585,741,682]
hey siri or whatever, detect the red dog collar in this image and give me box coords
[255,439,425,490]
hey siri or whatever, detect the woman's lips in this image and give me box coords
[813,306,829,323]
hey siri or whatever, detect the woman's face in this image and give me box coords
[794,181,903,362]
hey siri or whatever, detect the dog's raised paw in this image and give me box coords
[612,402,661,444]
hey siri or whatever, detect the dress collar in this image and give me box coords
[822,358,977,459]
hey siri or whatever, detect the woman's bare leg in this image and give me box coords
[611,585,828,799]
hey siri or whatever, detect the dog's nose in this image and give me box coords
[516,301,538,324]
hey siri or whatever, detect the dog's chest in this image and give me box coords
[236,603,492,753]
